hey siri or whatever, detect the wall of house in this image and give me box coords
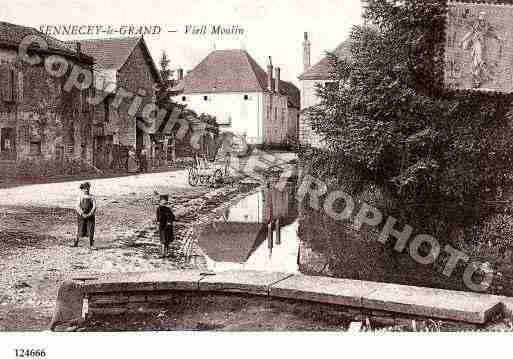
[262,92,290,146]
[287,107,300,144]
[299,79,326,148]
[174,92,264,144]
[94,69,117,91]
[0,48,18,63]
[0,48,94,176]
[116,42,158,150]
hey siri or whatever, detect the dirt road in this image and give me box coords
[0,169,256,330]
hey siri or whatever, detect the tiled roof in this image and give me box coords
[68,36,161,82]
[174,49,267,94]
[174,49,300,107]
[0,21,91,62]
[67,36,140,70]
[298,39,352,81]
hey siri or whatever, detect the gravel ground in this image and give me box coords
[0,169,259,331]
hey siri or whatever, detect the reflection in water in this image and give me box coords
[297,195,471,293]
[197,179,472,293]
[197,183,299,273]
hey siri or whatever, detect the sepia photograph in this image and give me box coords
[1,0,513,357]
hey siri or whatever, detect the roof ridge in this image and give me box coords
[117,37,141,70]
[242,50,268,92]
[0,21,89,60]
[298,38,351,80]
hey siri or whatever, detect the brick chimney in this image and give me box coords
[177,68,184,81]
[267,56,274,92]
[302,32,311,72]
[275,67,281,94]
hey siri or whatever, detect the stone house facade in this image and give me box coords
[0,22,95,175]
[72,36,161,168]
[172,50,300,147]
[298,1,369,148]
[298,32,350,148]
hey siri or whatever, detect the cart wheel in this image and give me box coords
[188,169,199,187]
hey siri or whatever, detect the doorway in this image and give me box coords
[0,127,16,160]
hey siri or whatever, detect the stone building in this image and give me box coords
[297,32,351,148]
[172,49,300,147]
[69,36,161,168]
[298,1,368,148]
[0,21,95,176]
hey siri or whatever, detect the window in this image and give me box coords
[203,95,208,101]
[87,86,95,112]
[2,68,15,103]
[244,94,249,100]
[17,71,23,102]
[30,141,41,155]
[1,128,15,152]
[182,96,186,102]
[55,146,64,161]
[80,90,87,112]
[104,99,110,123]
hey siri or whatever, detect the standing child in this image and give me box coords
[156,194,175,258]
[75,182,97,250]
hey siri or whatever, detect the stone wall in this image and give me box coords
[84,290,482,331]
[116,41,158,150]
[262,92,298,146]
[0,49,95,176]
[55,269,504,330]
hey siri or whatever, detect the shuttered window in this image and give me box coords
[1,67,14,102]
[30,141,41,155]
[17,71,23,102]
[0,67,22,103]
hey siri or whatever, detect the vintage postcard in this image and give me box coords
[0,0,512,357]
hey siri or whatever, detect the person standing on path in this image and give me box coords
[74,182,97,250]
[156,194,175,258]
[139,148,148,173]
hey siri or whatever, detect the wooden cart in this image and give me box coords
[188,155,226,187]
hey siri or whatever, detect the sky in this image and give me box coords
[1,0,363,85]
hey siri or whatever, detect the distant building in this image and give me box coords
[68,36,161,168]
[172,49,300,146]
[298,1,368,148]
[298,32,351,148]
[0,21,95,174]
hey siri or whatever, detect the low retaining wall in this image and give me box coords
[51,270,510,330]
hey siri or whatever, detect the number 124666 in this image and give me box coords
[14,349,46,358]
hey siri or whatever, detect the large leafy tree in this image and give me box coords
[305,0,513,233]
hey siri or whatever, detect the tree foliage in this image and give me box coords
[305,0,513,230]
[156,51,173,104]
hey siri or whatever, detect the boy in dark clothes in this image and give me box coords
[156,194,175,258]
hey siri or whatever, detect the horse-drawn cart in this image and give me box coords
[188,156,227,187]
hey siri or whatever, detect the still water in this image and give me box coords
[197,186,300,273]
[196,181,495,294]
